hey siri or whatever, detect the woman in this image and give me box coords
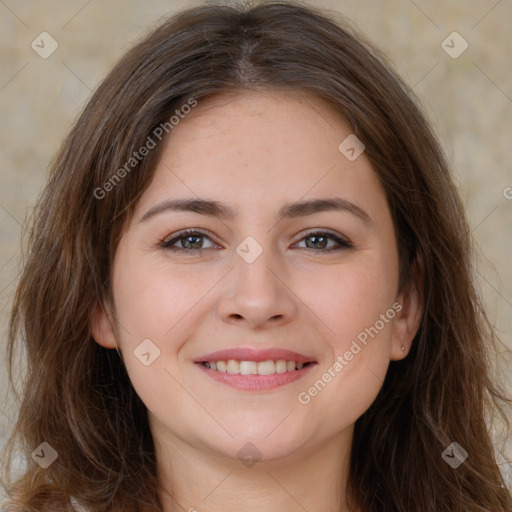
[2,1,511,511]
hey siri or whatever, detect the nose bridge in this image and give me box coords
[233,234,282,301]
[217,233,296,327]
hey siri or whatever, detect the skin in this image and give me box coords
[91,90,421,512]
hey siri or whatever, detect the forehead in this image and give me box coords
[132,90,387,223]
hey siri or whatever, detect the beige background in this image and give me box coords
[1,0,511,494]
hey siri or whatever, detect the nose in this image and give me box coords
[217,244,298,330]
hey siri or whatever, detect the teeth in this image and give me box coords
[257,360,275,375]
[203,359,308,374]
[227,360,239,374]
[239,361,258,375]
[275,360,287,373]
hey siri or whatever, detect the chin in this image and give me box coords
[197,420,314,464]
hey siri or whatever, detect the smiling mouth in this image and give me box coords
[195,359,317,391]
[201,359,314,375]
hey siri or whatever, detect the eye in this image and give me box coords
[161,229,353,255]
[294,230,353,251]
[161,229,219,254]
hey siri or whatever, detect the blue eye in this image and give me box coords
[161,229,218,254]
[161,229,353,254]
[295,231,353,251]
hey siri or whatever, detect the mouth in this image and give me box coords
[194,348,318,391]
[201,359,314,374]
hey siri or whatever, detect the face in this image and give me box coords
[92,90,419,465]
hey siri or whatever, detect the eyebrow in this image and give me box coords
[139,197,373,225]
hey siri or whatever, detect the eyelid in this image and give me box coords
[294,228,353,248]
[161,227,353,253]
[160,228,219,248]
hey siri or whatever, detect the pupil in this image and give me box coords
[184,235,202,249]
[307,235,327,249]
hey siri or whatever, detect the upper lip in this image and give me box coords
[194,347,317,364]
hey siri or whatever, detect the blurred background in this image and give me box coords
[1,0,511,496]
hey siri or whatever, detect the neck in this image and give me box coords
[151,422,355,512]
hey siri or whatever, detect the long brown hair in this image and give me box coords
[2,1,511,511]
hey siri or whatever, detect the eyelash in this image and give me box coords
[160,228,353,255]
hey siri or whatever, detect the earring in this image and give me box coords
[115,345,122,358]
[401,345,406,351]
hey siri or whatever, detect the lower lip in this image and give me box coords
[196,363,317,391]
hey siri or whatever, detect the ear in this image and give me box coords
[390,257,423,361]
[90,301,118,350]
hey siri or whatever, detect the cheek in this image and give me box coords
[112,254,209,345]
[111,251,232,411]
[294,256,397,424]
[111,260,207,419]
[310,255,398,346]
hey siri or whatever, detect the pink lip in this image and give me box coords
[194,347,316,364]
[196,361,317,391]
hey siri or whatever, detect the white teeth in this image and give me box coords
[257,360,276,375]
[239,361,258,375]
[203,359,309,374]
[275,360,287,373]
[227,360,239,374]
